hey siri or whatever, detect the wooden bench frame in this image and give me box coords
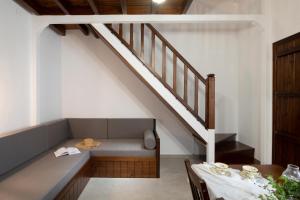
[91,156,157,178]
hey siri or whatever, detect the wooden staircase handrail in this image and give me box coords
[145,24,206,83]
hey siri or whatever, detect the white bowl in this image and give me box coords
[214,162,229,169]
[242,165,258,173]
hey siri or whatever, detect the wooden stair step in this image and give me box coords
[216,141,254,153]
[215,133,236,145]
[215,141,255,164]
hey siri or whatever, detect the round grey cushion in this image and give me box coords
[144,130,156,149]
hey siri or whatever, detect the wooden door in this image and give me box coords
[273,32,300,167]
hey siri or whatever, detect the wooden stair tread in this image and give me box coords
[216,141,254,155]
[215,133,236,144]
[215,141,255,164]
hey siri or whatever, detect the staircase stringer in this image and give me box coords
[91,23,215,162]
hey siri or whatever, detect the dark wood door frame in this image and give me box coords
[273,32,300,167]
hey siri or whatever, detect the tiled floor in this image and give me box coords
[79,158,193,200]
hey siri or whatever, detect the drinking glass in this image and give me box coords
[282,164,300,182]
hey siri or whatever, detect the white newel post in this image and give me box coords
[206,130,215,163]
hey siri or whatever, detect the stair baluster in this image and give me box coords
[205,74,215,129]
[140,24,144,59]
[130,24,134,50]
[162,43,167,82]
[151,32,155,70]
[173,53,177,93]
[194,76,199,116]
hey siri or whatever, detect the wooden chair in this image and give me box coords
[184,159,210,200]
[184,160,224,200]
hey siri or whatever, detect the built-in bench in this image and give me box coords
[0,118,160,200]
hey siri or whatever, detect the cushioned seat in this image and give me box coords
[90,139,156,157]
[0,140,90,200]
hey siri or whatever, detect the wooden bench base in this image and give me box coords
[91,156,157,178]
[55,156,159,199]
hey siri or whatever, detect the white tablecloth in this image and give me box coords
[191,164,271,200]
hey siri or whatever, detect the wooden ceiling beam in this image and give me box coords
[53,0,70,15]
[120,0,127,14]
[87,0,99,14]
[13,0,42,15]
[78,24,90,36]
[49,24,66,36]
[182,0,193,14]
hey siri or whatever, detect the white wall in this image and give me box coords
[0,1,63,134]
[238,26,262,160]
[270,0,300,42]
[188,0,261,14]
[37,27,62,123]
[0,1,32,134]
[61,31,201,155]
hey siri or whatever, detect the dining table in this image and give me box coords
[191,163,285,200]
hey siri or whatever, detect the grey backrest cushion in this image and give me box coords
[45,119,71,149]
[68,118,108,139]
[108,119,154,139]
[144,129,156,149]
[0,125,48,176]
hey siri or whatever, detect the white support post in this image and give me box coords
[206,129,215,163]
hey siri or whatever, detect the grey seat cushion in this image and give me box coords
[90,139,156,157]
[0,140,90,200]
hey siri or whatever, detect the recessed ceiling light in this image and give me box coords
[153,0,166,4]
